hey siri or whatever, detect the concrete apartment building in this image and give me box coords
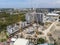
[25,10,60,24]
[35,13,45,23]
[25,11,45,24]
[7,21,30,34]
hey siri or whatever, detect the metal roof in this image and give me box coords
[47,13,59,16]
[14,38,29,45]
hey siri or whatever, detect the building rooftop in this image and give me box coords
[47,13,59,16]
[14,38,29,45]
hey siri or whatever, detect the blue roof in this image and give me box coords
[38,43,54,45]
[38,43,48,45]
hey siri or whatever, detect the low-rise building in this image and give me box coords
[44,13,59,22]
[7,21,30,34]
[14,38,29,45]
[7,24,19,34]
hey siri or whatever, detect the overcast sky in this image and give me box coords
[0,0,60,8]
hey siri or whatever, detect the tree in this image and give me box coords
[37,38,46,44]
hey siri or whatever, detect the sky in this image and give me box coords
[0,0,60,8]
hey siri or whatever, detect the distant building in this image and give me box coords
[25,13,31,23]
[36,8,49,13]
[7,21,30,34]
[52,10,60,22]
[25,12,35,23]
[7,24,19,34]
[25,11,45,24]
[35,13,45,23]
[44,13,59,22]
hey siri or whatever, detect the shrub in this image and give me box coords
[37,38,46,44]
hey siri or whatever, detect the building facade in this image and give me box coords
[25,12,45,24]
